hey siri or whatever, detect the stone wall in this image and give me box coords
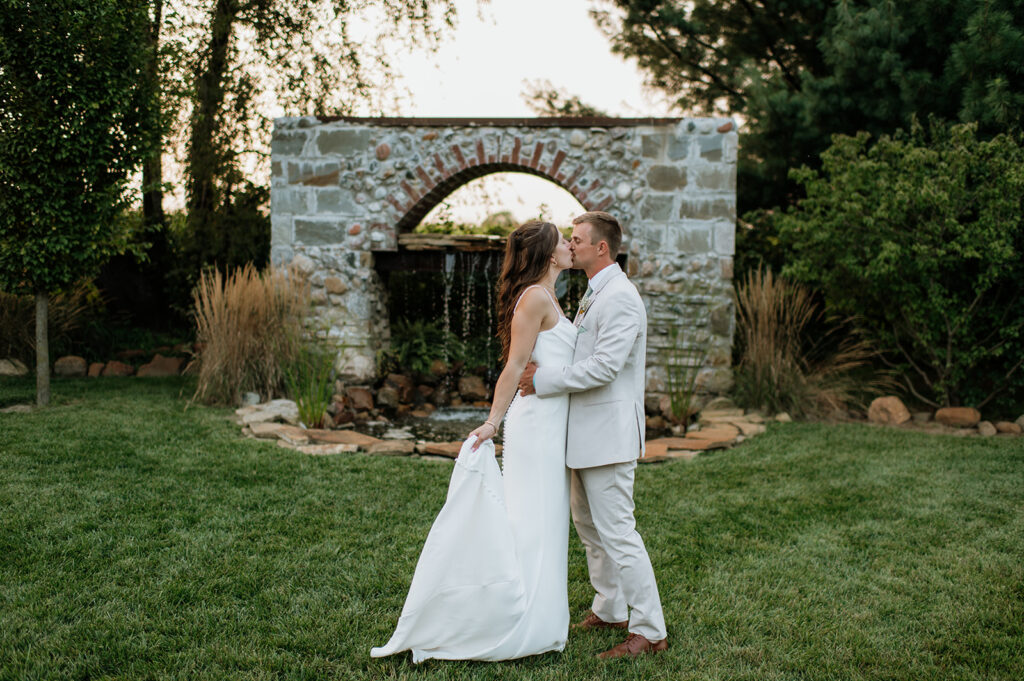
[270,116,738,402]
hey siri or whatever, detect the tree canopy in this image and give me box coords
[591,0,1024,211]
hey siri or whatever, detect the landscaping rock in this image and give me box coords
[429,359,448,378]
[868,396,911,425]
[702,396,737,411]
[278,441,357,455]
[995,421,1022,435]
[249,423,310,445]
[0,404,32,413]
[137,354,184,377]
[744,412,766,423]
[385,373,415,403]
[376,385,400,408]
[0,358,28,376]
[383,428,414,440]
[646,415,666,430]
[935,407,981,428]
[54,355,87,377]
[911,411,931,424]
[775,412,792,423]
[101,360,134,377]
[242,392,261,406]
[687,424,740,444]
[346,386,374,412]
[87,362,103,377]
[977,421,997,437]
[366,440,416,456]
[1016,414,1024,430]
[423,442,463,458]
[306,428,381,447]
[732,421,767,436]
[236,399,300,425]
[458,375,489,401]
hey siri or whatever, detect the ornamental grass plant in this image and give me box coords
[732,267,888,417]
[191,263,307,405]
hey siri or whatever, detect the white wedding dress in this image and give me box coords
[371,309,576,663]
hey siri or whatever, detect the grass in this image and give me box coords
[1,377,1022,680]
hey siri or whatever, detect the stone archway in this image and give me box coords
[270,116,737,400]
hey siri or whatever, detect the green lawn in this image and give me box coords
[1,378,1022,680]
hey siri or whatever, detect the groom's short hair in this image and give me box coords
[573,211,621,258]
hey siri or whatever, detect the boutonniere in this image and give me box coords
[577,297,593,319]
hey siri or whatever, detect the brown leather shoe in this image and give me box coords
[597,632,668,659]
[572,610,629,630]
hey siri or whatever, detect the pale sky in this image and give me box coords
[389,0,675,225]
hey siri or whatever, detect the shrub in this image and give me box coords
[191,264,307,406]
[284,345,335,429]
[778,121,1024,409]
[732,268,886,417]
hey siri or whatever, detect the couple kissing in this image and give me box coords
[371,211,667,662]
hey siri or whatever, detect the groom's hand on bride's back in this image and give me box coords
[519,363,538,395]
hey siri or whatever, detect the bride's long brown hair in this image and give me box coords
[496,221,559,362]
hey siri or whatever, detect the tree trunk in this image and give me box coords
[141,0,165,231]
[35,291,49,407]
[187,0,237,266]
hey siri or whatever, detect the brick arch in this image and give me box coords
[393,160,597,233]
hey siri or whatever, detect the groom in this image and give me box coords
[519,211,668,659]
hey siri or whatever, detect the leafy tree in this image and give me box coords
[0,0,153,405]
[159,0,456,273]
[777,122,1024,409]
[590,0,1024,213]
[523,79,608,117]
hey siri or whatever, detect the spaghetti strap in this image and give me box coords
[513,285,563,317]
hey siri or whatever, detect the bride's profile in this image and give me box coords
[371,220,576,662]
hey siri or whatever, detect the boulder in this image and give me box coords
[376,385,400,408]
[935,407,981,428]
[687,425,740,445]
[1016,414,1024,430]
[54,355,87,377]
[87,362,104,378]
[137,354,184,377]
[385,373,415,403]
[775,412,792,423]
[101,360,134,377]
[702,396,737,411]
[429,359,448,378]
[867,396,911,425]
[0,358,29,376]
[345,386,374,412]
[977,421,997,437]
[458,375,489,402]
[250,422,309,444]
[995,421,1022,435]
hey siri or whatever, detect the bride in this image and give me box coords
[371,220,576,662]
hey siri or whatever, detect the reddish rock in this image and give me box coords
[422,132,438,141]
[386,373,415,403]
[935,407,981,428]
[346,386,374,412]
[101,361,134,377]
[995,421,1022,435]
[366,440,416,456]
[868,396,911,425]
[376,386,400,408]
[137,354,184,377]
[87,362,104,378]
[306,429,381,447]
[423,442,463,458]
[348,223,362,235]
[375,143,391,161]
[717,121,734,133]
[429,359,448,378]
[54,355,87,377]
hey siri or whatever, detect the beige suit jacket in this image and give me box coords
[533,265,647,469]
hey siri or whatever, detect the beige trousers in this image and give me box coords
[570,461,667,641]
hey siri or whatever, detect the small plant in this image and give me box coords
[665,324,709,433]
[381,318,463,376]
[284,345,335,429]
[191,264,307,405]
[732,267,888,417]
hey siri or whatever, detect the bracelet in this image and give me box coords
[484,420,497,430]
